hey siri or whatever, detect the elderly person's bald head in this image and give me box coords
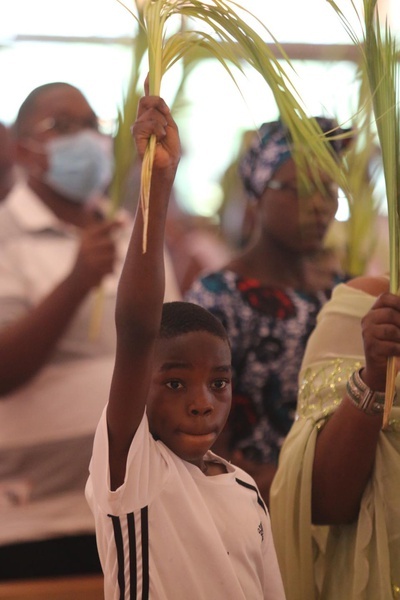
[0,123,15,201]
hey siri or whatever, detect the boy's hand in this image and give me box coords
[132,96,181,173]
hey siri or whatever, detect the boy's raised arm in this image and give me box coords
[106,95,180,490]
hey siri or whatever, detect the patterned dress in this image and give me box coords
[185,269,339,464]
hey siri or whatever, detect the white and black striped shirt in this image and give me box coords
[87,408,286,600]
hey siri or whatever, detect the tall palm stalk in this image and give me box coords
[361,0,399,427]
[342,67,380,277]
[328,0,400,427]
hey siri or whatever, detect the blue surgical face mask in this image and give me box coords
[44,130,114,203]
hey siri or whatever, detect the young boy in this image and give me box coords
[86,95,286,599]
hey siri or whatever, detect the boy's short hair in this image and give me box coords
[159,301,230,345]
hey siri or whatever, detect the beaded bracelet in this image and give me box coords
[346,369,387,416]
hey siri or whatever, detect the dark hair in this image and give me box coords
[159,301,230,345]
[15,82,76,138]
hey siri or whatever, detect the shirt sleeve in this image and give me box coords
[88,406,169,516]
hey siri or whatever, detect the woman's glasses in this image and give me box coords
[266,179,339,202]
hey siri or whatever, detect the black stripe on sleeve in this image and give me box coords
[141,506,150,600]
[108,514,125,600]
[127,512,137,600]
[235,478,267,514]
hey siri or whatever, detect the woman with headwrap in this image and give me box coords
[185,117,351,504]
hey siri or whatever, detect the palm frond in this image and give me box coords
[328,0,400,427]
[363,1,399,428]
[118,0,352,251]
[341,67,380,277]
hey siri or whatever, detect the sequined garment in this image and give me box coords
[271,282,400,600]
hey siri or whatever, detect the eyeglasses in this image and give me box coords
[34,115,100,136]
[266,179,339,202]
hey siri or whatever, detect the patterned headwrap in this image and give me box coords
[239,117,352,200]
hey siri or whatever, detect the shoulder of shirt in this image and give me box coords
[208,451,257,484]
[345,274,389,297]
[0,181,67,239]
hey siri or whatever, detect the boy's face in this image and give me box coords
[147,331,232,468]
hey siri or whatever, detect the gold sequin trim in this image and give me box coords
[297,359,400,429]
[297,359,362,420]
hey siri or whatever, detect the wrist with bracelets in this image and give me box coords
[346,368,389,416]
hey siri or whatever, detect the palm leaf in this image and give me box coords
[362,1,399,428]
[117,0,352,251]
[341,67,380,277]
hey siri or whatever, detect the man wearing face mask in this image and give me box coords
[0,82,180,580]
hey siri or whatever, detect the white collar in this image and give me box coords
[4,180,72,235]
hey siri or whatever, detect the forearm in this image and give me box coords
[115,170,174,339]
[0,273,92,395]
[312,396,381,524]
[107,175,175,490]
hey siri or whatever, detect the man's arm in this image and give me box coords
[0,219,119,395]
[106,96,180,490]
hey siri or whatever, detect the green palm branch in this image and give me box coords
[328,0,400,427]
[117,0,352,251]
[341,66,380,277]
